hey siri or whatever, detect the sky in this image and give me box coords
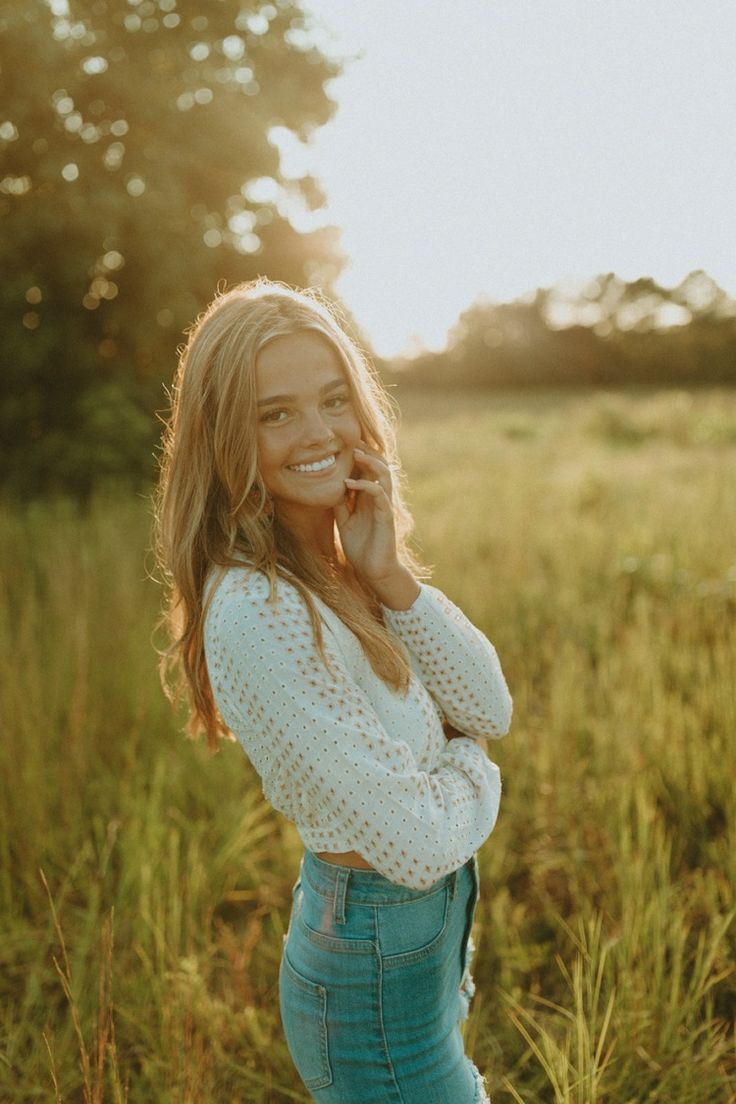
[272,0,736,359]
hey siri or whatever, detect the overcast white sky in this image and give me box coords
[281,0,736,358]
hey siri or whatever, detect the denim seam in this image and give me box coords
[375,938,405,1103]
[459,863,480,980]
[296,911,376,953]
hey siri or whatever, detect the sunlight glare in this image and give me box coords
[291,0,736,357]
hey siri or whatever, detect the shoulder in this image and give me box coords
[205,564,316,644]
[204,565,343,694]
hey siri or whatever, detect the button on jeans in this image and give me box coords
[278,850,489,1103]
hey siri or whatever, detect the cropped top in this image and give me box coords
[203,566,513,890]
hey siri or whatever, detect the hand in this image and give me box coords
[443,719,488,754]
[333,444,403,586]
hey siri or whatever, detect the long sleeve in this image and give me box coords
[381,583,513,738]
[205,571,502,890]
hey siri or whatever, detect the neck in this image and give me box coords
[275,504,339,564]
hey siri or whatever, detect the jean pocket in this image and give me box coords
[279,947,333,1090]
[379,884,450,966]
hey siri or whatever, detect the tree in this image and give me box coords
[0,0,346,496]
[391,272,736,390]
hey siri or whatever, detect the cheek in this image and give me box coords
[255,430,268,467]
[256,431,285,478]
[340,410,363,443]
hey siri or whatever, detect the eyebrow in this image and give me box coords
[257,378,347,407]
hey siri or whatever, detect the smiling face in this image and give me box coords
[255,329,363,533]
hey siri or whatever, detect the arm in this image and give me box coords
[205,572,502,890]
[331,446,512,741]
[380,581,513,740]
[443,718,488,754]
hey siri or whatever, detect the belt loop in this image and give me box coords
[332,867,350,925]
[449,868,458,900]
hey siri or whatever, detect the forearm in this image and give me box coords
[368,566,421,611]
[380,583,513,738]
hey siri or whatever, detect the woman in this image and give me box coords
[155,278,512,1103]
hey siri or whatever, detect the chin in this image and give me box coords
[277,483,345,513]
[308,487,346,509]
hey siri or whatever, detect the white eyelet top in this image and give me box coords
[204,566,513,889]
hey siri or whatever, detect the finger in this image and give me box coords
[343,478,392,509]
[353,449,393,495]
[356,443,391,468]
[333,499,351,528]
[358,445,399,472]
[357,443,401,477]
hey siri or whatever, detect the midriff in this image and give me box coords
[315,849,377,871]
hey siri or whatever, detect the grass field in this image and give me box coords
[1,386,734,1102]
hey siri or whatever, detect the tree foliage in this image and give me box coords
[0,0,345,497]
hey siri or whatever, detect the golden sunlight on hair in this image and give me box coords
[153,278,428,752]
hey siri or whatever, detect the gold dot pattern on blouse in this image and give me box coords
[204,570,512,890]
[379,585,513,739]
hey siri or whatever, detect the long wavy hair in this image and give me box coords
[153,278,428,753]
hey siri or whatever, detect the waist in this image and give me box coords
[314,849,376,871]
[303,849,477,903]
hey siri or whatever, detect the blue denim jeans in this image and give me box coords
[279,850,489,1103]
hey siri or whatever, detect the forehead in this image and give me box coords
[255,330,345,394]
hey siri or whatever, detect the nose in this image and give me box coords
[301,407,335,448]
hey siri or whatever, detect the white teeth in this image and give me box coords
[288,454,337,473]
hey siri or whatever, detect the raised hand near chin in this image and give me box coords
[333,444,420,611]
[333,443,397,581]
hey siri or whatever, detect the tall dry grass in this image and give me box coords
[1,386,734,1102]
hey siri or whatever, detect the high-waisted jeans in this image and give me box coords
[278,850,489,1103]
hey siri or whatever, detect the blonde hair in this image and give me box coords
[153,278,427,752]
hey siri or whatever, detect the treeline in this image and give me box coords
[380,272,736,390]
